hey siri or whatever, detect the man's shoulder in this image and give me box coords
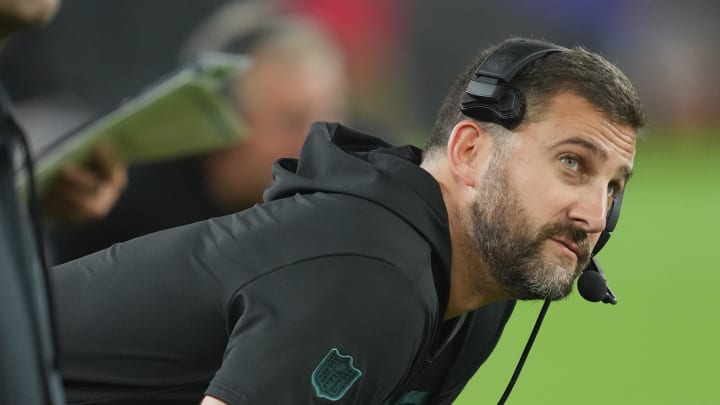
[229,192,434,272]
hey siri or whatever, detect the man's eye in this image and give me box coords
[560,156,579,170]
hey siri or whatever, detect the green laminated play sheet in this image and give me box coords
[19,52,250,194]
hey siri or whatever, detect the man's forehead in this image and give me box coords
[531,92,637,161]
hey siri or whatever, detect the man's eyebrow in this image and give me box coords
[551,136,608,159]
[551,136,633,184]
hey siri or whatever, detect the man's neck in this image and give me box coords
[444,231,510,319]
[442,186,511,319]
[421,156,511,319]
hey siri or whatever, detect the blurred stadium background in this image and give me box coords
[2,0,718,403]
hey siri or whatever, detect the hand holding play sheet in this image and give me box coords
[40,145,127,222]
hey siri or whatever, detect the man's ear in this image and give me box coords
[446,120,493,188]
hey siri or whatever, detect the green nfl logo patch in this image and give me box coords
[311,348,362,401]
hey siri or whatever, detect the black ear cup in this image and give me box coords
[592,190,624,255]
[460,86,526,129]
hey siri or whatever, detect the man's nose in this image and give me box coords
[568,185,608,234]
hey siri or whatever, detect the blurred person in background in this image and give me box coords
[1,0,65,404]
[43,0,347,263]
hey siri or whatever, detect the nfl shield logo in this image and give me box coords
[311,348,362,401]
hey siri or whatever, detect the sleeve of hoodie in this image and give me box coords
[204,254,436,405]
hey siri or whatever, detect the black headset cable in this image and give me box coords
[496,299,551,405]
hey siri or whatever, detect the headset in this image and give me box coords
[459,39,622,404]
[460,38,619,304]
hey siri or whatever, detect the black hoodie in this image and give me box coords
[52,122,514,405]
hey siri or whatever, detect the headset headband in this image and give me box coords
[460,41,568,129]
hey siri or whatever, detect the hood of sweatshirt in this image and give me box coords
[265,121,451,315]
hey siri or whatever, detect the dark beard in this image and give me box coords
[468,158,591,301]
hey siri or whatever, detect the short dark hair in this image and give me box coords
[424,37,646,157]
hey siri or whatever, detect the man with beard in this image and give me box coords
[51,37,645,405]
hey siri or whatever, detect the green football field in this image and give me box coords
[456,132,720,404]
